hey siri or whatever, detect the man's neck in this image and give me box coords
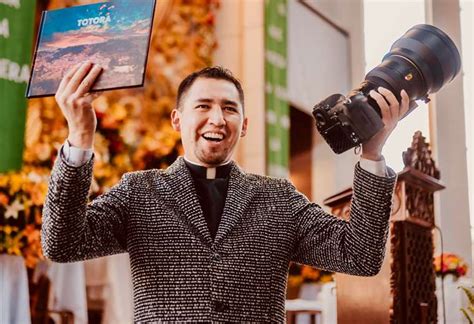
[183,156,231,168]
[183,157,232,179]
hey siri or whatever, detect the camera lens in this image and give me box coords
[389,24,461,93]
[359,24,461,114]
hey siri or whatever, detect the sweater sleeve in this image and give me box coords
[41,152,130,263]
[290,162,396,276]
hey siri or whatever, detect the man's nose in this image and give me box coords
[208,106,226,126]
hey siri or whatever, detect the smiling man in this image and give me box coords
[172,72,247,167]
[42,65,408,322]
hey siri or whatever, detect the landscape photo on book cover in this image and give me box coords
[27,0,155,98]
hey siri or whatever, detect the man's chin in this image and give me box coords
[195,152,230,166]
[201,158,228,166]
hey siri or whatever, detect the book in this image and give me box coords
[26,0,156,98]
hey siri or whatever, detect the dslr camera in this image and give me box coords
[312,24,461,154]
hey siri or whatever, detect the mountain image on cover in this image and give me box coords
[27,0,155,98]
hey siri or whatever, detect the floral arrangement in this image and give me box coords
[0,167,49,268]
[0,0,219,269]
[288,262,334,288]
[434,253,468,279]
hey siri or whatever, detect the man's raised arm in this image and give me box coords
[290,87,409,276]
[41,62,129,262]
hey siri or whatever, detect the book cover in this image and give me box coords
[26,0,156,98]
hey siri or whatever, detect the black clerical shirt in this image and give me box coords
[184,160,231,240]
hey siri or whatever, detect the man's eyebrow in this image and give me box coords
[195,98,213,103]
[195,98,239,106]
[221,99,238,106]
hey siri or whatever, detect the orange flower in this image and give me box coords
[0,192,9,206]
[301,266,320,281]
[31,182,48,205]
[23,225,40,243]
[434,253,469,278]
[288,275,303,288]
[288,262,334,285]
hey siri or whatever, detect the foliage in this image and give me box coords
[459,285,474,323]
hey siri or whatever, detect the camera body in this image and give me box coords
[313,81,421,154]
[312,92,384,154]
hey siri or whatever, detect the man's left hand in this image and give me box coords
[361,87,410,161]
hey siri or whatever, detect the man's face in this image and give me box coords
[171,77,248,167]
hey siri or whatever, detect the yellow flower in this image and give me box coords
[4,230,24,256]
[0,175,8,187]
[3,225,14,235]
[8,245,22,256]
[8,174,23,195]
[320,274,334,283]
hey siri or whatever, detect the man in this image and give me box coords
[42,63,409,322]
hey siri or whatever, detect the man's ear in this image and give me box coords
[171,109,181,132]
[240,117,248,137]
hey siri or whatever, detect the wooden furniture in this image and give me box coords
[30,274,74,324]
[286,299,323,324]
[324,131,444,324]
[286,309,322,324]
[86,284,106,324]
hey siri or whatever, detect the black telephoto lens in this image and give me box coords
[357,24,461,116]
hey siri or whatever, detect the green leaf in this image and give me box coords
[459,286,474,305]
[461,308,473,324]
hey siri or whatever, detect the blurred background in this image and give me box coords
[1,0,472,323]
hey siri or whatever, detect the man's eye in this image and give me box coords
[196,104,210,109]
[224,106,237,112]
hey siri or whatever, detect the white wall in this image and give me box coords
[459,0,474,272]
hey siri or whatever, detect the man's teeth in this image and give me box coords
[203,133,224,141]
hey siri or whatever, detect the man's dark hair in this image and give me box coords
[176,66,245,112]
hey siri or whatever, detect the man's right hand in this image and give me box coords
[55,61,103,150]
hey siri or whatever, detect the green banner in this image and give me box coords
[265,0,288,178]
[0,0,36,172]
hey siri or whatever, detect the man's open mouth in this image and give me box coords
[202,132,224,142]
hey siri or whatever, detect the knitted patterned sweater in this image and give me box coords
[42,156,396,323]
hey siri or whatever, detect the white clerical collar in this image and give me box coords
[183,157,231,180]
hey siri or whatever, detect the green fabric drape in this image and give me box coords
[0,0,36,172]
[265,0,289,178]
